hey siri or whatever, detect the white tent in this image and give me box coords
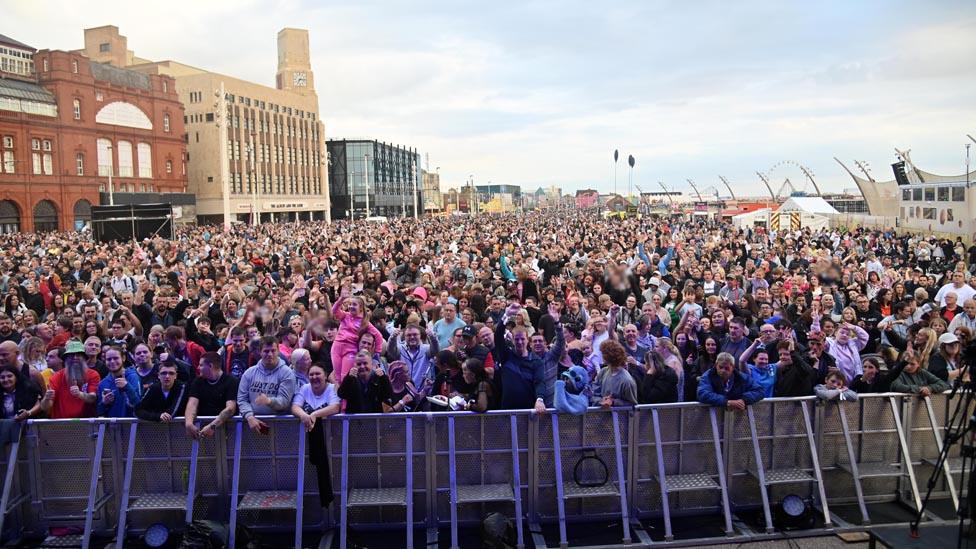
[777,196,839,215]
[731,208,771,228]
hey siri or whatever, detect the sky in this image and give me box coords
[7,0,976,197]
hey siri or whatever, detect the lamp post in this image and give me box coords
[613,149,619,195]
[363,153,370,220]
[627,154,635,198]
[106,143,114,205]
[215,82,230,232]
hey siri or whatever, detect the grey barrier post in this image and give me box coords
[82,422,107,549]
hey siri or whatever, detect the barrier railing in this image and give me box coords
[0,392,965,548]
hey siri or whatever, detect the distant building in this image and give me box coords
[0,33,36,78]
[575,189,599,209]
[0,38,186,232]
[327,139,421,220]
[838,155,975,238]
[421,169,442,212]
[86,25,330,224]
[475,183,521,211]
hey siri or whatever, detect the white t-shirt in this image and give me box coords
[292,383,340,413]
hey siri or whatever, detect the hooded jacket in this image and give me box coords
[236,358,297,418]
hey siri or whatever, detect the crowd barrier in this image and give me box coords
[0,392,965,548]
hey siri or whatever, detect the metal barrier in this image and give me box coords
[0,393,963,548]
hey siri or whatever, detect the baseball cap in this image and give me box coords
[938,333,959,346]
[461,325,478,338]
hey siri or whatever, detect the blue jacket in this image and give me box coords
[696,368,764,407]
[97,368,143,417]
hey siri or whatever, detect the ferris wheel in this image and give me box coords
[756,160,822,199]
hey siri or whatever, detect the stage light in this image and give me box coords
[144,522,171,548]
[775,494,812,530]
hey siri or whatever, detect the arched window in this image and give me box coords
[117,140,133,177]
[73,199,92,230]
[97,138,112,176]
[0,201,20,234]
[95,102,152,130]
[32,200,58,232]
[137,143,152,178]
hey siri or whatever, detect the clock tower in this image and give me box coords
[276,28,315,96]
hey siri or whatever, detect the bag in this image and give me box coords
[481,512,516,549]
[179,520,228,549]
[573,448,609,488]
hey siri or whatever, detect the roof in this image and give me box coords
[0,78,56,105]
[89,61,151,90]
[777,196,839,215]
[0,34,35,52]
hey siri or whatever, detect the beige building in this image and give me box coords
[421,169,442,212]
[78,26,329,223]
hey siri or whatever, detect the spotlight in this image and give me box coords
[144,522,171,548]
[775,494,812,530]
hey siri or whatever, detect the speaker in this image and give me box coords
[892,161,911,186]
[91,203,174,243]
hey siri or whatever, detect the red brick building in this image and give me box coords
[0,45,186,232]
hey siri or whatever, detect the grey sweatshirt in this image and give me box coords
[237,358,297,418]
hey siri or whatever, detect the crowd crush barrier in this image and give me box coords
[0,393,965,548]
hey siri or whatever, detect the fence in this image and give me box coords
[0,392,964,548]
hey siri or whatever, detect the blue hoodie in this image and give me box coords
[96,367,143,417]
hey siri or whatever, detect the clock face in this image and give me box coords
[293,72,307,87]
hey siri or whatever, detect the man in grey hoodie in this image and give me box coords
[237,335,296,434]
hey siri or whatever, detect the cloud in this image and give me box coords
[6,1,976,197]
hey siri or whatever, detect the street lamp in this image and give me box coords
[105,143,115,205]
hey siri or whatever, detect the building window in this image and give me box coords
[97,138,113,176]
[163,113,171,132]
[42,58,48,72]
[165,160,172,174]
[32,152,41,174]
[95,91,103,102]
[71,60,78,74]
[912,188,922,201]
[99,43,110,52]
[902,189,911,201]
[72,99,81,120]
[938,187,949,201]
[924,187,935,201]
[137,143,152,178]
[1,136,12,174]
[117,140,133,177]
[162,80,168,93]
[953,187,965,201]
[923,207,936,220]
[75,152,84,175]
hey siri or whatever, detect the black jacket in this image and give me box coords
[774,353,816,397]
[639,367,678,404]
[135,380,188,421]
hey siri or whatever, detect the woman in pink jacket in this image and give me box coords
[331,292,384,383]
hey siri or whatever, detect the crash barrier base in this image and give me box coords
[0,393,965,548]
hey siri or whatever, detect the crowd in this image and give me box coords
[0,210,969,433]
